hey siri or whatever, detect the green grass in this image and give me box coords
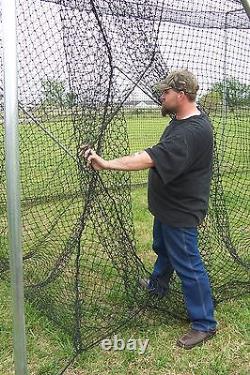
[0,191,249,374]
[0,113,249,374]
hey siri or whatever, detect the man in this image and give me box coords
[79,69,217,349]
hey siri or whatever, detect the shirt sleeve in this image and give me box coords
[144,133,190,185]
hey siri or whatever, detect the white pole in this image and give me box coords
[2,0,28,374]
[222,14,228,115]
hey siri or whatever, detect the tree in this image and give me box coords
[41,79,78,109]
[41,79,65,108]
[65,91,78,108]
[200,78,250,112]
[199,90,222,111]
[213,78,250,109]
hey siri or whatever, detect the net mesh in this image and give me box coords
[0,0,249,370]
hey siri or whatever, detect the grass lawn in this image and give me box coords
[0,112,249,374]
[0,188,249,374]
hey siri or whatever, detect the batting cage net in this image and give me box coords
[0,0,249,371]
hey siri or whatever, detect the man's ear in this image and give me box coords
[178,91,186,101]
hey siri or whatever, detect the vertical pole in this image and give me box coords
[222,12,228,116]
[2,0,28,374]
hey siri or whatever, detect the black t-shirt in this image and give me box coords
[144,110,214,227]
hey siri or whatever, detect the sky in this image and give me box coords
[0,0,249,105]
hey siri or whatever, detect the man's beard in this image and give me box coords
[161,104,176,117]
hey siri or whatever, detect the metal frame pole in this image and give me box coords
[2,0,28,374]
[222,12,228,116]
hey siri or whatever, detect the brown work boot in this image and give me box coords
[177,328,216,349]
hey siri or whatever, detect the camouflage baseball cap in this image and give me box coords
[154,69,199,97]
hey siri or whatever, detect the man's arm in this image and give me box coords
[79,145,154,171]
[106,151,154,171]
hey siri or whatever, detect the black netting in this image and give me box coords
[0,0,249,372]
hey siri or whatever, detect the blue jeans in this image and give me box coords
[150,217,217,332]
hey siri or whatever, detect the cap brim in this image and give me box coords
[152,80,172,93]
